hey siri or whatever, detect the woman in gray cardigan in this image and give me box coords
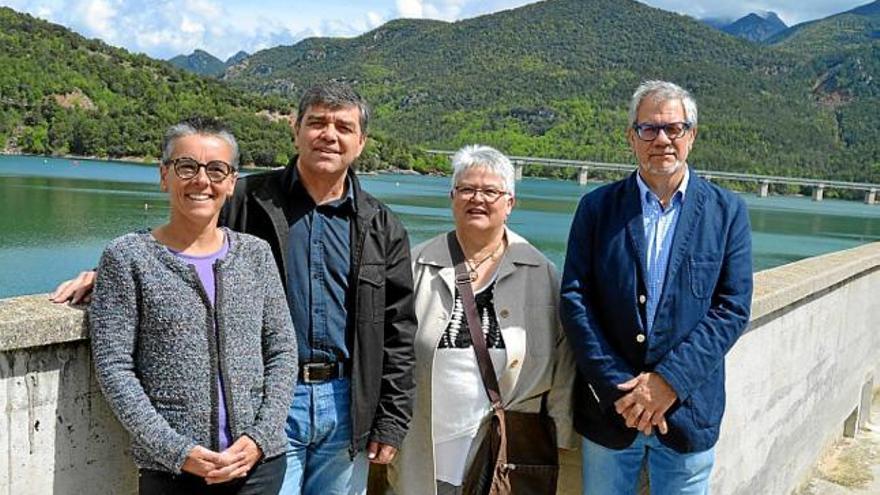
[89,117,297,495]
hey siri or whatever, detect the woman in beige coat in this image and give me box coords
[387,145,577,495]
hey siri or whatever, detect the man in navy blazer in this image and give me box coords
[560,80,752,494]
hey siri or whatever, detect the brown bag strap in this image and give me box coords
[446,231,504,408]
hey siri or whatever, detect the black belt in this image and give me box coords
[298,361,348,384]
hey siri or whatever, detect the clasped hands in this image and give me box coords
[182,435,262,485]
[614,372,677,436]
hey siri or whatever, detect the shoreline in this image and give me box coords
[2,152,876,205]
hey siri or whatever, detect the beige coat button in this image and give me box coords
[499,309,510,318]
[510,359,519,368]
[636,333,646,343]
[638,294,647,304]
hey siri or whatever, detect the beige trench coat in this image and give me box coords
[388,228,578,495]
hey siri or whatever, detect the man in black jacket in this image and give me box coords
[222,83,416,494]
[52,83,416,495]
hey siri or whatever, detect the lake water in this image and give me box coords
[2,155,879,298]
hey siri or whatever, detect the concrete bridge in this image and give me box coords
[2,242,880,494]
[425,150,880,204]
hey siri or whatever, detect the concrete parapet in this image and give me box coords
[0,298,137,494]
[712,241,880,494]
[1,242,879,494]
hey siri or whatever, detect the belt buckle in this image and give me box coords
[302,362,334,383]
[302,363,318,383]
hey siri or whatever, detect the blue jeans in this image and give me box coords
[581,434,714,495]
[279,378,368,495]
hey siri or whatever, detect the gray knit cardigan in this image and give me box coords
[89,228,297,473]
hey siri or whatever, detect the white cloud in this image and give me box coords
[185,0,221,20]
[396,0,423,18]
[77,0,118,39]
[179,16,205,35]
[395,0,473,20]
[366,10,385,28]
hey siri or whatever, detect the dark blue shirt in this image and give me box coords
[286,174,354,364]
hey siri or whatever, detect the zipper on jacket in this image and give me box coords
[214,263,237,447]
[188,263,222,451]
[348,214,369,459]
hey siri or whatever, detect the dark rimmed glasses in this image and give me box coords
[631,121,693,141]
[453,186,509,203]
[164,157,235,183]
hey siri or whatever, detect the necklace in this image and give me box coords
[465,239,505,282]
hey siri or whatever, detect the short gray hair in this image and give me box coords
[450,145,516,197]
[628,80,698,127]
[161,116,240,169]
[296,82,370,135]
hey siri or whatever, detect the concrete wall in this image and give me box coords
[712,241,880,494]
[0,242,878,494]
[0,295,136,495]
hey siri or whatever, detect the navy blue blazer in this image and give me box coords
[560,171,752,453]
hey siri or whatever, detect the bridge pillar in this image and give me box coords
[812,184,825,202]
[514,162,523,181]
[578,167,589,186]
[866,189,877,205]
[758,181,770,198]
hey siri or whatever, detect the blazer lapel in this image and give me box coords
[624,174,649,285]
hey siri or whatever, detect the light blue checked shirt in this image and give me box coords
[636,167,690,335]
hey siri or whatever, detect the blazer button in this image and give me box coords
[499,309,510,318]
[638,294,647,304]
[636,333,646,343]
[510,359,519,369]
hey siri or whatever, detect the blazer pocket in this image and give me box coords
[688,256,721,299]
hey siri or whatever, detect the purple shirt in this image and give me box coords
[172,237,232,450]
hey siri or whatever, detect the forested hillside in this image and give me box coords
[224,0,879,183]
[0,7,294,166]
[2,0,878,183]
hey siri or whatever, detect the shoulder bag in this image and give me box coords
[447,232,559,495]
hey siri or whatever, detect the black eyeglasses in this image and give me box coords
[631,121,693,141]
[164,157,235,183]
[453,186,509,203]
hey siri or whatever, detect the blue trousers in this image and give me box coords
[278,378,368,495]
[581,434,714,495]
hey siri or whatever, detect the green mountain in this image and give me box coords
[169,50,252,77]
[226,50,250,66]
[767,1,880,179]
[0,7,295,166]
[770,1,880,54]
[223,0,879,184]
[169,49,226,77]
[722,12,787,43]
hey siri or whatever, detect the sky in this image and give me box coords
[0,0,871,60]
